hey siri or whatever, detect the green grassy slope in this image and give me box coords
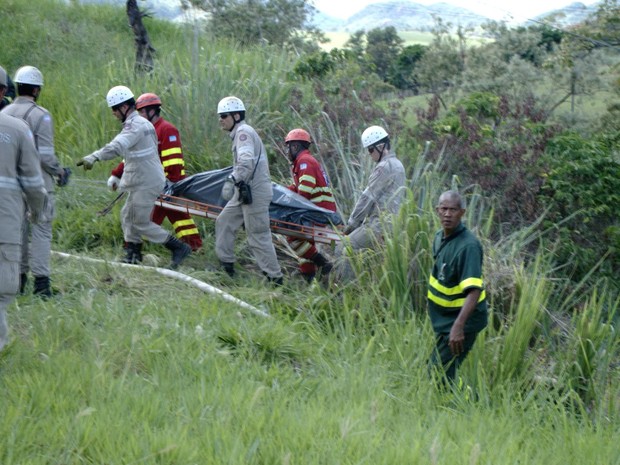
[0,1,618,463]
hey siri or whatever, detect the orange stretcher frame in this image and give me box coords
[155,194,342,245]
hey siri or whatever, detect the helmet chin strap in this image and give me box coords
[119,106,130,122]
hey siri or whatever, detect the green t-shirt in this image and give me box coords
[427,223,488,334]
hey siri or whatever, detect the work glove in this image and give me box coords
[221,176,236,201]
[56,167,72,187]
[107,175,121,191]
[77,154,99,170]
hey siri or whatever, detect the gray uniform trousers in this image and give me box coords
[0,244,20,351]
[21,192,54,276]
[121,187,169,244]
[215,188,282,278]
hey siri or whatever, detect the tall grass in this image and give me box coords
[1,1,619,463]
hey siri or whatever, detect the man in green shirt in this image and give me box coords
[427,190,487,381]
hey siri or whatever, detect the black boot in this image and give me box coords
[164,236,191,269]
[33,276,52,299]
[122,243,143,264]
[311,252,333,276]
[221,262,235,277]
[263,272,283,286]
[19,273,28,294]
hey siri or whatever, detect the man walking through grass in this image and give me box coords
[427,190,488,382]
[0,65,47,351]
[283,128,336,282]
[77,85,191,270]
[214,96,283,285]
[1,65,68,298]
[107,92,203,252]
[333,125,405,281]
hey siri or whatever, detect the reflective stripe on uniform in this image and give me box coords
[126,146,156,159]
[427,289,486,308]
[161,147,182,157]
[429,275,483,296]
[0,177,20,189]
[162,158,184,168]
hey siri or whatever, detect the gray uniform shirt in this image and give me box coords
[0,113,47,244]
[347,151,406,230]
[1,96,61,193]
[229,121,272,200]
[89,110,164,192]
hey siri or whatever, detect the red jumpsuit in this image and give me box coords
[287,149,337,277]
[111,117,202,251]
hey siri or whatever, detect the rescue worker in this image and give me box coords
[334,125,406,281]
[0,65,48,351]
[77,85,191,269]
[215,96,283,285]
[1,65,68,297]
[284,128,336,282]
[107,93,202,251]
[427,190,487,382]
[0,73,15,110]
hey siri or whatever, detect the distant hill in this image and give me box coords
[315,1,490,33]
[310,0,602,32]
[533,2,598,27]
[67,0,601,30]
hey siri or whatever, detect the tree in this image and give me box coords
[388,44,426,92]
[126,0,155,74]
[365,26,403,82]
[186,0,324,49]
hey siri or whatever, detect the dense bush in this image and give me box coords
[415,92,560,231]
[539,132,620,280]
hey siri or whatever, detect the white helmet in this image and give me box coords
[217,96,245,114]
[14,66,44,86]
[361,125,389,148]
[106,86,134,108]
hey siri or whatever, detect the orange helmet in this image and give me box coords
[285,128,311,144]
[136,93,162,110]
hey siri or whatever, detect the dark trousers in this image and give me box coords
[430,331,479,382]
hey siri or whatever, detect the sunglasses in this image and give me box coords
[219,113,231,120]
[368,146,376,154]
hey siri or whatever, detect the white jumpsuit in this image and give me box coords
[335,151,406,280]
[86,110,168,244]
[0,112,47,349]
[215,121,282,278]
[2,97,61,278]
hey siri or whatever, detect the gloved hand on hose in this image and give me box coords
[77,154,99,170]
[221,175,236,201]
[107,175,120,191]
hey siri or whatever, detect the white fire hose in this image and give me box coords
[52,252,270,319]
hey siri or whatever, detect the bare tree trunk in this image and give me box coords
[126,0,155,74]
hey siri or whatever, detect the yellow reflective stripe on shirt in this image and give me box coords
[429,275,483,295]
[176,228,199,238]
[298,184,314,194]
[460,277,484,290]
[161,147,182,157]
[299,174,316,184]
[311,195,336,204]
[173,219,197,228]
[162,158,185,168]
[427,289,486,307]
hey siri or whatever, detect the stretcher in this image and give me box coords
[155,194,342,245]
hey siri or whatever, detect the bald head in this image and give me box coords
[438,190,465,209]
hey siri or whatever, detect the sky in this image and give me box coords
[311,0,600,23]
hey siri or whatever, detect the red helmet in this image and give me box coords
[136,93,162,110]
[285,128,311,144]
